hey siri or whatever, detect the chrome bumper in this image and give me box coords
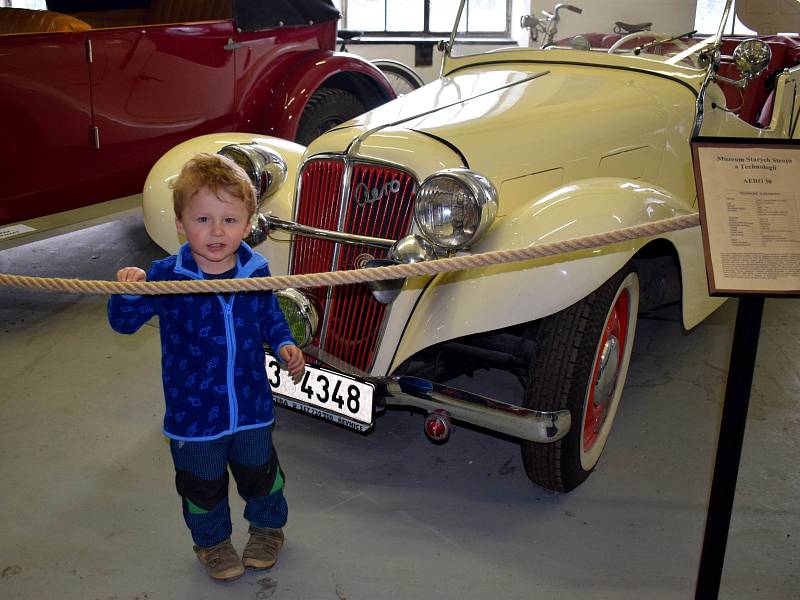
[301,345,571,444]
[383,376,571,443]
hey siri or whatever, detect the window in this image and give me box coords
[694,0,755,36]
[332,0,511,36]
[5,0,46,7]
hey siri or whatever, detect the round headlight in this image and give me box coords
[218,143,287,206]
[414,168,498,250]
[275,288,318,348]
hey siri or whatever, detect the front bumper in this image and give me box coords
[383,376,571,443]
[298,347,570,443]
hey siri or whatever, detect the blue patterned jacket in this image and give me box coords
[108,242,294,441]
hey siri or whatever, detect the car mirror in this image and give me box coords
[733,39,772,80]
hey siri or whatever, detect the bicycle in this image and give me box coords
[338,30,425,96]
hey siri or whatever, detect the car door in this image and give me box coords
[87,21,237,205]
[0,30,93,226]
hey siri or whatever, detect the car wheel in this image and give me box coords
[295,87,366,145]
[521,264,640,492]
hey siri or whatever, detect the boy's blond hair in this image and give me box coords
[171,153,257,218]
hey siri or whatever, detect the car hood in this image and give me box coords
[343,61,697,192]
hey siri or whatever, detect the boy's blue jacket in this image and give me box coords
[108,242,295,441]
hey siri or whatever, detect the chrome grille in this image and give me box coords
[290,158,417,371]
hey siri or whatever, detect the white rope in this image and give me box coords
[0,214,700,295]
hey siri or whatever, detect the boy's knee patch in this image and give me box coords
[175,469,229,512]
[229,450,283,499]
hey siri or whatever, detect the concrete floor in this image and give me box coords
[0,211,798,600]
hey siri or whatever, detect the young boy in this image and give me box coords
[108,153,304,581]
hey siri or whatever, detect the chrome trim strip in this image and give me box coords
[384,378,570,443]
[263,214,396,249]
[693,71,714,138]
[346,71,550,157]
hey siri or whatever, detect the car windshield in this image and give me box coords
[449,0,736,69]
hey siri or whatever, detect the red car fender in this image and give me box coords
[261,51,396,141]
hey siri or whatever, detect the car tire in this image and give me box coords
[295,87,366,145]
[521,264,640,492]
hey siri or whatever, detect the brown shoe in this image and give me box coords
[242,525,284,569]
[194,539,245,581]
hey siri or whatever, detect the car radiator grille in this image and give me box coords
[290,158,417,372]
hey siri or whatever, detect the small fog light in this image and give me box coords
[275,288,318,348]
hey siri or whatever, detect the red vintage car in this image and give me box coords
[0,0,394,245]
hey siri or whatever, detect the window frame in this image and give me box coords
[334,0,513,39]
[693,0,755,36]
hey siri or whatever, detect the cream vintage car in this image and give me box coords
[141,0,800,491]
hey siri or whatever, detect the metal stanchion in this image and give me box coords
[695,296,764,599]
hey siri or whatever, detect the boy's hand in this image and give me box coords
[117,267,147,282]
[279,344,305,380]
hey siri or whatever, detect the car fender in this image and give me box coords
[389,177,710,371]
[142,133,304,274]
[261,51,395,140]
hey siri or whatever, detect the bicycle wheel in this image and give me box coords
[372,59,425,96]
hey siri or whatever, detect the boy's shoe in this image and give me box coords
[194,539,245,581]
[242,525,285,569]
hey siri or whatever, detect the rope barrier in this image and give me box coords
[0,213,700,296]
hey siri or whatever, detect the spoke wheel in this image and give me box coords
[521,264,639,492]
[372,60,424,96]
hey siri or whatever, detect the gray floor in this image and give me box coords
[0,212,798,600]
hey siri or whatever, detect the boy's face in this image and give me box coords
[175,186,252,274]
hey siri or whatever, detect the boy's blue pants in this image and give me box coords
[169,426,288,548]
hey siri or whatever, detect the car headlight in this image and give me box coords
[414,168,498,250]
[275,288,318,348]
[218,143,287,206]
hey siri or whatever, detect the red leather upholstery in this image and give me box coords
[756,90,776,128]
[0,8,91,34]
[717,36,800,127]
[601,33,623,48]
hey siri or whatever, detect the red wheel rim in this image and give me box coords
[583,288,630,452]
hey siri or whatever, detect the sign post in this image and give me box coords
[691,138,800,599]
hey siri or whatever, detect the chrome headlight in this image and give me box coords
[275,288,318,348]
[218,143,287,206]
[414,168,498,250]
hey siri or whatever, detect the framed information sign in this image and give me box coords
[691,138,800,296]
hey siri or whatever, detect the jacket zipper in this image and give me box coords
[221,296,238,431]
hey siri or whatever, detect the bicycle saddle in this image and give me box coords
[337,30,362,41]
[613,21,653,34]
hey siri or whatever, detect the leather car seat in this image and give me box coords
[0,8,91,34]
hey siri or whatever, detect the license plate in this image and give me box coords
[265,353,375,431]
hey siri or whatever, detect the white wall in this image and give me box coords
[551,0,697,39]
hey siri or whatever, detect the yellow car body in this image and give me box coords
[142,0,800,491]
